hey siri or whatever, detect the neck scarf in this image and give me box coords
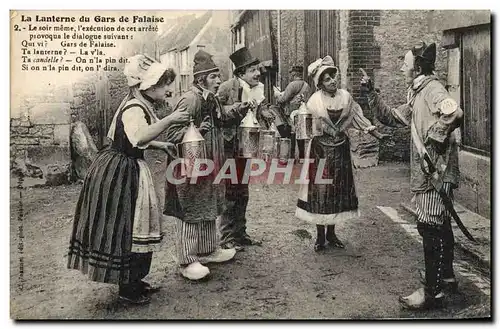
[239,78,265,105]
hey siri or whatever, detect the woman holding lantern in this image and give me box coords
[295,56,390,252]
[67,54,188,304]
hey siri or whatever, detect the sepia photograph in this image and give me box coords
[8,8,491,320]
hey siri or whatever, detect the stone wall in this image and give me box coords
[11,68,129,185]
[70,69,129,148]
[10,102,72,186]
[343,10,447,163]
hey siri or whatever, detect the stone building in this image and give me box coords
[426,11,491,218]
[158,10,232,97]
[229,10,491,217]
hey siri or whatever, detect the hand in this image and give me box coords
[359,68,374,92]
[162,142,178,159]
[372,130,394,144]
[261,107,276,120]
[235,102,250,116]
[244,99,258,109]
[199,120,212,134]
[319,116,337,135]
[319,116,334,128]
[168,109,190,125]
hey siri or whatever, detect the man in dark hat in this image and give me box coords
[164,49,238,281]
[274,65,311,161]
[360,42,463,310]
[217,47,272,251]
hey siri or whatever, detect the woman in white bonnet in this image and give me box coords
[295,56,389,252]
[67,54,188,305]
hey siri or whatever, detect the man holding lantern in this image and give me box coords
[217,47,274,251]
[163,49,237,281]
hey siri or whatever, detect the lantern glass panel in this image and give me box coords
[297,114,313,140]
[279,138,291,161]
[313,117,323,136]
[262,134,274,154]
[181,140,207,178]
[239,128,260,158]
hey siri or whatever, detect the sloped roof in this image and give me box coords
[157,11,212,54]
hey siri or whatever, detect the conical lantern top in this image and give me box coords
[298,101,309,114]
[240,109,260,129]
[181,117,205,143]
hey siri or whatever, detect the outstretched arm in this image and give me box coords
[122,106,189,148]
[360,68,411,128]
[163,94,200,145]
[275,81,300,105]
[350,97,391,141]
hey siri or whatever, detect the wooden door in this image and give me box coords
[304,10,337,88]
[461,25,491,155]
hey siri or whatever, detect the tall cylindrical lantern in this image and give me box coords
[178,118,207,178]
[238,109,261,158]
[295,102,313,140]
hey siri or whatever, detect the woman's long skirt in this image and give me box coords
[67,148,163,285]
[295,137,359,225]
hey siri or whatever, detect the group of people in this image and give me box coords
[67,41,463,311]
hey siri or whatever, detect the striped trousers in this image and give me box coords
[175,218,218,265]
[414,182,453,225]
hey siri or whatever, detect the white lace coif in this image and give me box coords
[123,54,169,91]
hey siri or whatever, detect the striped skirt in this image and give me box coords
[67,148,164,284]
[296,136,359,225]
[413,182,453,225]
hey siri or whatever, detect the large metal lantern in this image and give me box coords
[178,118,207,178]
[278,138,291,162]
[312,116,324,137]
[238,109,260,158]
[296,102,313,140]
[259,129,275,161]
[270,122,281,157]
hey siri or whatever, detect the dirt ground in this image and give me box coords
[9,151,491,319]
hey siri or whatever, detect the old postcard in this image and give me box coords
[9,9,491,320]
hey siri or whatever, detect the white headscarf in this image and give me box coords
[106,54,168,141]
[124,54,169,91]
[307,56,338,88]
